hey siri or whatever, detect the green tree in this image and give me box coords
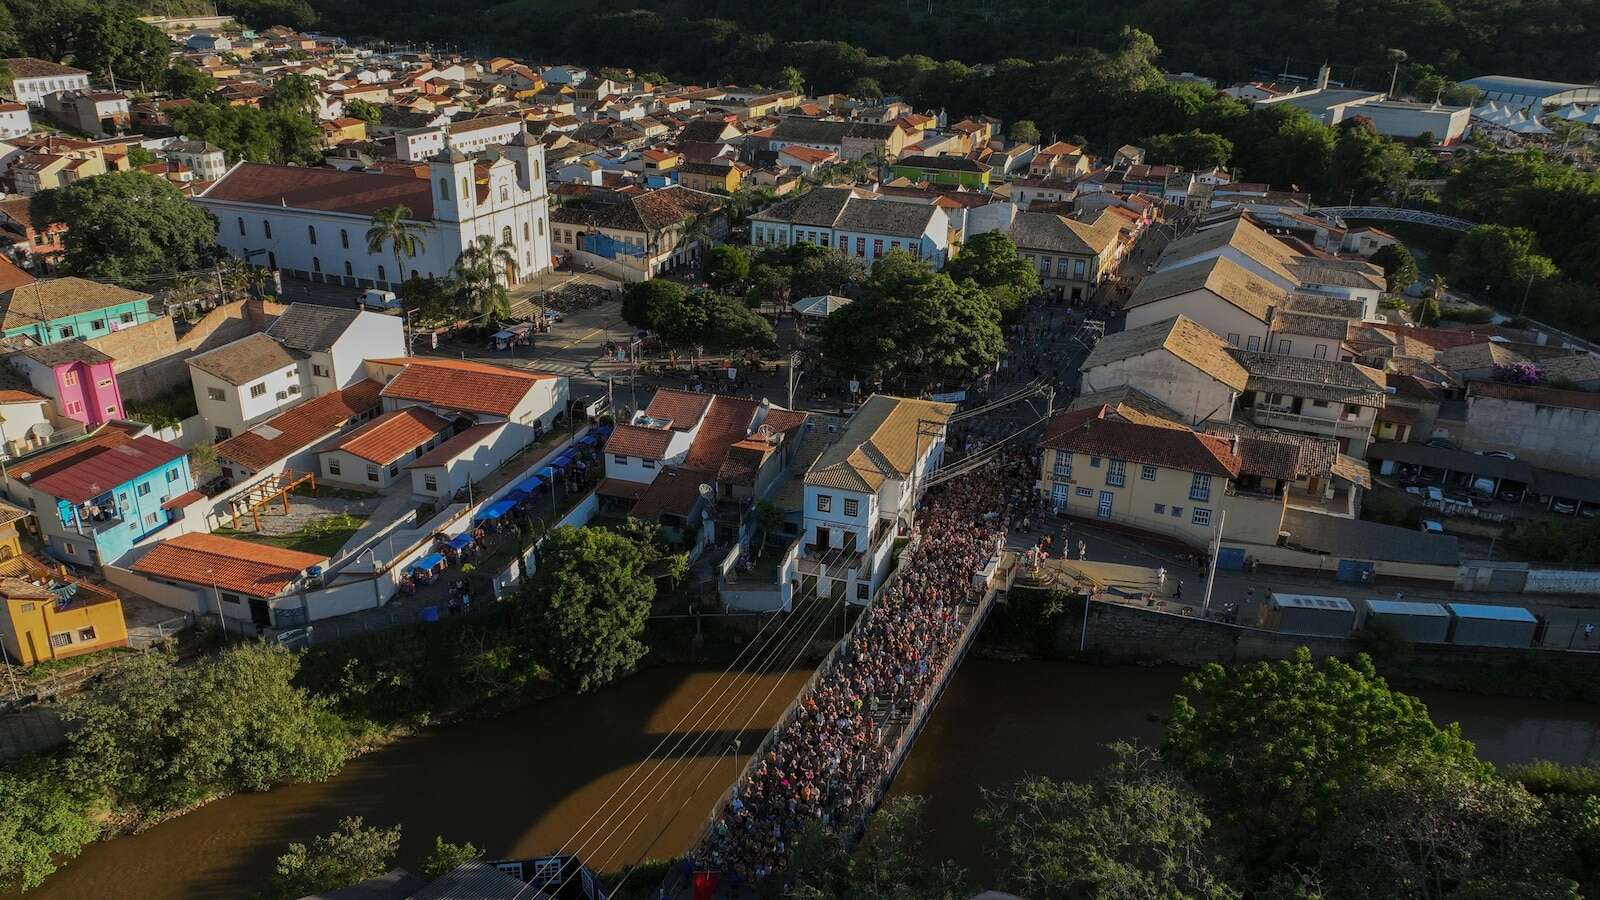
[344,97,382,125]
[419,836,481,880]
[399,275,455,323]
[126,145,158,167]
[1144,129,1234,169]
[61,646,345,817]
[700,291,776,354]
[70,7,170,86]
[452,234,516,321]
[1164,649,1487,869]
[169,101,323,165]
[160,62,215,100]
[1449,224,1559,309]
[0,760,99,893]
[1007,119,1040,145]
[786,245,867,298]
[819,251,1003,390]
[848,76,883,100]
[366,205,427,291]
[621,278,698,336]
[779,65,804,94]
[788,796,969,899]
[31,171,217,280]
[267,816,401,900]
[702,244,750,289]
[747,262,791,314]
[514,526,654,692]
[1371,243,1418,293]
[944,231,1038,321]
[978,743,1238,900]
[264,72,319,115]
[1331,117,1414,203]
[752,499,784,557]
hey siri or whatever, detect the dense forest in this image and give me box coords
[272,0,1600,87]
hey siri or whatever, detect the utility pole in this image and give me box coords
[1518,271,1536,316]
[787,350,802,409]
[1201,509,1226,614]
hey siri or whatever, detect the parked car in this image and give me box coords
[357,288,402,311]
[1420,519,1446,535]
[1553,499,1579,515]
[1499,488,1524,502]
[1426,438,1458,450]
[1481,450,1517,461]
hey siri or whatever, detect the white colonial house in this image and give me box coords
[4,58,90,106]
[750,187,952,270]
[392,114,528,162]
[0,103,31,139]
[196,131,552,291]
[188,332,309,441]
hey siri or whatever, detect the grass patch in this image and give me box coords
[291,482,376,502]
[17,647,134,683]
[124,384,199,429]
[216,513,366,557]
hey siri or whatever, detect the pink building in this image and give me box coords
[12,341,124,427]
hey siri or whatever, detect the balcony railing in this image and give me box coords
[1251,406,1372,437]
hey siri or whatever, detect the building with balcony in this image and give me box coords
[0,539,128,665]
[0,277,155,345]
[801,394,955,603]
[554,185,728,282]
[1233,350,1387,457]
[1,424,191,567]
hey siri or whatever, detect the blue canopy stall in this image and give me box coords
[538,466,557,480]
[577,433,600,448]
[446,533,474,551]
[474,499,517,522]
[516,475,547,494]
[409,552,446,575]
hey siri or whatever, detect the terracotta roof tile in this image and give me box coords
[319,407,449,464]
[217,380,383,470]
[631,466,712,518]
[642,388,714,430]
[29,434,186,502]
[406,421,506,468]
[378,357,554,416]
[604,423,674,458]
[1041,406,1242,478]
[201,162,436,219]
[131,533,324,598]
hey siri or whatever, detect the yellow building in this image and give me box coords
[0,504,128,665]
[1037,402,1290,548]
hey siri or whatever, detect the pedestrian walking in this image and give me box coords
[1156,566,1167,588]
[1586,623,1594,643]
[1077,540,1087,560]
[1175,580,1184,601]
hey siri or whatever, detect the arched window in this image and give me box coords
[312,256,321,272]
[502,226,513,246]
[263,220,272,239]
[438,177,450,199]
[537,218,545,237]
[307,225,317,245]
[340,229,349,249]
[499,184,510,202]
[523,222,530,241]
[461,177,469,200]
[377,264,387,282]
[344,261,353,277]
[237,217,245,236]
[532,160,540,179]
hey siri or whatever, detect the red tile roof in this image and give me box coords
[683,395,758,470]
[0,389,44,403]
[130,533,324,598]
[1468,380,1600,412]
[604,423,674,458]
[377,357,555,416]
[28,434,186,502]
[217,380,383,470]
[631,466,712,518]
[407,421,506,469]
[1041,405,1242,478]
[0,255,36,292]
[319,407,449,464]
[200,162,436,219]
[641,387,712,430]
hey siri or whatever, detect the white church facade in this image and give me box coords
[195,132,552,291]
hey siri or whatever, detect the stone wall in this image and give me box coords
[88,299,283,402]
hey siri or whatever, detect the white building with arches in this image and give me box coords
[195,133,552,291]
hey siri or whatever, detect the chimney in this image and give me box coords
[1316,65,1331,91]
[1230,434,1241,456]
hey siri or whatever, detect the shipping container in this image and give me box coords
[1446,602,1538,648]
[1361,598,1451,643]
[1258,592,1357,637]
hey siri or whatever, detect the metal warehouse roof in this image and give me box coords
[1446,602,1538,623]
[1269,593,1354,612]
[1460,76,1600,109]
[1365,599,1450,617]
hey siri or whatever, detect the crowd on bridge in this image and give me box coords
[698,449,1035,887]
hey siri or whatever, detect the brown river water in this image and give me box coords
[14,660,1600,899]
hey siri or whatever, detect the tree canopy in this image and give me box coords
[31,171,218,280]
[703,244,750,289]
[515,526,654,692]
[1371,243,1419,293]
[169,101,324,166]
[268,816,401,900]
[943,231,1038,321]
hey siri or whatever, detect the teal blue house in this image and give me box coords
[0,278,157,346]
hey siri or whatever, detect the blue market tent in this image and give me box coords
[516,475,547,494]
[475,499,517,521]
[446,533,474,551]
[577,433,600,448]
[538,466,557,480]
[409,552,445,573]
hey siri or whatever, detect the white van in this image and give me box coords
[357,289,402,311]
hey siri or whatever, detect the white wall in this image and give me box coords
[330,312,405,388]
[1081,350,1237,426]
[1125,291,1271,352]
[190,361,306,440]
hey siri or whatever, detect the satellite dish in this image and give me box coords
[697,483,715,502]
[757,423,775,441]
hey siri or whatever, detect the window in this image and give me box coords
[344,261,354,277]
[98,378,111,388]
[120,312,133,323]
[523,222,530,241]
[58,326,75,339]
[1096,490,1114,519]
[328,458,341,475]
[890,240,900,251]
[308,225,317,244]
[1226,333,1241,347]
[312,364,327,377]
[1314,344,1329,359]
[424,474,438,491]
[237,217,246,236]
[1153,503,1166,514]
[1055,257,1071,276]
[502,225,513,246]
[287,385,300,395]
[249,383,267,398]
[1106,458,1126,487]
[1278,339,1292,355]
[49,632,72,648]
[377,265,387,282]
[137,482,151,497]
[1052,455,1073,480]
[167,468,181,483]
[816,494,832,513]
[340,229,349,249]
[312,256,321,272]
[613,454,628,465]
[263,220,271,238]
[855,237,866,257]
[1190,473,1211,501]
[144,512,158,526]
[1311,399,1328,408]
[1089,456,1101,468]
[856,582,870,600]
[1037,256,1051,276]
[63,371,77,387]
[88,318,103,332]
[366,464,380,482]
[821,233,830,247]
[215,426,232,440]
[1073,259,1086,278]
[1246,335,1262,351]
[221,592,241,604]
[1075,486,1093,497]
[389,464,400,478]
[207,387,225,401]
[843,498,859,517]
[462,176,469,199]
[500,185,509,202]
[1171,506,1183,518]
[1141,464,1157,481]
[65,400,82,415]
[872,239,883,257]
[1192,507,1212,526]
[642,458,656,469]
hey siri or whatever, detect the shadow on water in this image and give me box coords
[890,658,1600,884]
[8,665,809,900]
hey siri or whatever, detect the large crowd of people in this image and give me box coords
[698,453,1033,887]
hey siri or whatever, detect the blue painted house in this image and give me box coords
[0,277,157,346]
[2,426,192,567]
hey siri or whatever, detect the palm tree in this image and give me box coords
[680,215,711,269]
[453,235,516,324]
[366,205,427,292]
